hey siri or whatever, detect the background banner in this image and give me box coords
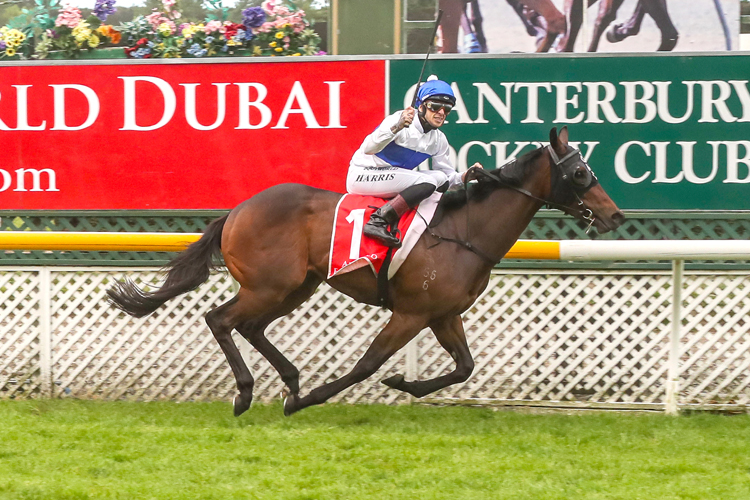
[390,54,750,210]
[435,0,738,54]
[0,59,384,209]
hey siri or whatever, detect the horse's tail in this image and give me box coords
[107,214,229,317]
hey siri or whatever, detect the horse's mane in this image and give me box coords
[432,147,544,224]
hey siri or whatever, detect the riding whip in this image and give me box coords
[411,9,444,108]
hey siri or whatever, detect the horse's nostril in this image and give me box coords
[611,211,625,225]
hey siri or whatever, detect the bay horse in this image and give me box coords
[108,127,624,417]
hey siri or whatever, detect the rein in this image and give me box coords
[424,145,597,263]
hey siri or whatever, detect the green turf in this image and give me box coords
[0,400,748,500]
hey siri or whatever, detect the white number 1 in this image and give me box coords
[345,208,366,260]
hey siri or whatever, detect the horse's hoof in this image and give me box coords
[381,374,405,389]
[606,25,624,44]
[283,394,300,417]
[233,393,252,417]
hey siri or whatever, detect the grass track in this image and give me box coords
[1,400,749,500]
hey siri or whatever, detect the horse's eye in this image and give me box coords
[573,168,589,184]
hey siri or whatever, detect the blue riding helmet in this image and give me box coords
[415,79,456,108]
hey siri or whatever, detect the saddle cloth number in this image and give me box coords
[345,208,367,260]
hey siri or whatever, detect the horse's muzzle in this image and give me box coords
[595,210,625,233]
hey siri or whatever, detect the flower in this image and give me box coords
[87,35,100,48]
[72,22,93,44]
[242,6,266,30]
[158,22,174,37]
[269,41,276,47]
[96,24,122,44]
[92,0,117,22]
[1,28,26,48]
[275,31,284,39]
[5,47,15,57]
[147,11,173,31]
[205,20,222,33]
[275,46,282,52]
[55,2,83,29]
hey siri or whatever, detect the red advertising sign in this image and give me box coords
[0,59,385,209]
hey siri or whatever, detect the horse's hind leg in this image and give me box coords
[283,312,427,416]
[382,315,474,398]
[205,295,258,417]
[235,273,323,398]
[206,278,310,416]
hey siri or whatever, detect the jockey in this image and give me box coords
[346,76,478,248]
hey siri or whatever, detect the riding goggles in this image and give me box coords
[424,101,453,114]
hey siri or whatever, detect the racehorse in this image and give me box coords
[108,127,625,417]
[557,0,678,52]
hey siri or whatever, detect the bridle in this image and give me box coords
[542,145,599,231]
[423,144,600,263]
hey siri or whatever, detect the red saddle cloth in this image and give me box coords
[328,194,420,279]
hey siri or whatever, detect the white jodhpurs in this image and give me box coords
[346,166,449,198]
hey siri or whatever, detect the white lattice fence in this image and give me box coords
[1,267,749,411]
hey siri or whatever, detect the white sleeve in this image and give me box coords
[362,112,402,155]
[431,134,463,188]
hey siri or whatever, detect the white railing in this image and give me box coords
[1,264,749,413]
[1,236,750,413]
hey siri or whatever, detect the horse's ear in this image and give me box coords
[558,126,569,146]
[549,127,558,147]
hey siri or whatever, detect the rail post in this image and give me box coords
[406,333,419,404]
[39,267,53,398]
[665,259,684,415]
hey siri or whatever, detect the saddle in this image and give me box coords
[327,193,442,281]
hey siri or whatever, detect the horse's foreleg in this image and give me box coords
[382,315,473,398]
[469,0,488,52]
[557,0,582,52]
[521,0,566,52]
[606,0,645,43]
[235,273,322,397]
[507,0,540,37]
[644,0,678,51]
[283,312,427,416]
[588,0,626,52]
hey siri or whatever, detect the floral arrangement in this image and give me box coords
[34,0,121,58]
[121,16,255,59]
[0,27,27,58]
[250,0,323,56]
[0,0,323,60]
[120,0,323,59]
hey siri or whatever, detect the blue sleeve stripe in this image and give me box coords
[375,142,432,170]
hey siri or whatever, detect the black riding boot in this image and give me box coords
[364,199,403,248]
[363,183,439,248]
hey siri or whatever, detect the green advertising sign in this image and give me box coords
[389,54,750,210]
